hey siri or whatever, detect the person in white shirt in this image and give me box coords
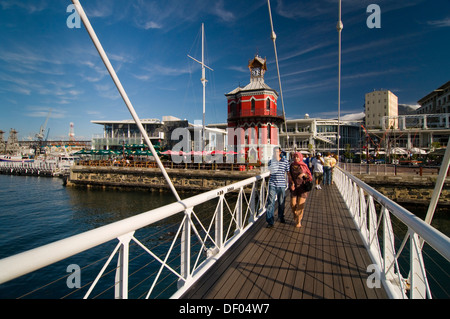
[311,153,324,190]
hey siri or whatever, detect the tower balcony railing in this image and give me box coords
[228,108,284,120]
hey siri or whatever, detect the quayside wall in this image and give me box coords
[66,165,450,206]
[66,165,259,192]
[354,174,450,207]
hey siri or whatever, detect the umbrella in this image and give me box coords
[390,147,408,155]
[133,149,158,156]
[161,150,186,156]
[187,151,211,156]
[98,149,117,155]
[429,148,446,156]
[211,150,226,155]
[409,147,427,155]
[73,149,89,155]
[370,150,386,155]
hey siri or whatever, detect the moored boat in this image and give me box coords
[0,155,34,163]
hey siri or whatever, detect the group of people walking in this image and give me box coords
[265,147,337,229]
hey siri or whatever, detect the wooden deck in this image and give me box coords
[182,184,389,299]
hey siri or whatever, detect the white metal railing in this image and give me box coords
[0,171,270,299]
[334,167,450,299]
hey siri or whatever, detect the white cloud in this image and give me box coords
[211,0,235,22]
[0,0,48,13]
[26,107,65,119]
[427,17,450,27]
[143,21,162,30]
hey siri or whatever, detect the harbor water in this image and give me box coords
[0,174,448,299]
[0,174,182,299]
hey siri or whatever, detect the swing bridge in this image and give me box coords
[0,164,449,299]
[0,0,449,300]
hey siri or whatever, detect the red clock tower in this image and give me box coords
[225,55,284,163]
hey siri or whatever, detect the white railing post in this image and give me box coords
[115,231,134,299]
[179,209,192,288]
[260,177,267,213]
[215,195,224,250]
[236,188,243,233]
[248,183,257,224]
[409,230,428,299]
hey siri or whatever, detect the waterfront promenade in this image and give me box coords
[182,183,389,299]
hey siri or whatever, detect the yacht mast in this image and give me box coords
[188,23,213,151]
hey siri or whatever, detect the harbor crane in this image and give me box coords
[34,109,51,156]
[35,109,51,141]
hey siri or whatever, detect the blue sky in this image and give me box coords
[0,0,449,140]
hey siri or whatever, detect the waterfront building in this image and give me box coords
[416,81,450,115]
[278,117,362,154]
[365,82,450,153]
[91,117,179,151]
[371,112,450,150]
[365,90,398,129]
[209,116,363,156]
[225,55,283,162]
[91,116,226,153]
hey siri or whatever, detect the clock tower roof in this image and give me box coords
[225,54,277,97]
[248,55,267,71]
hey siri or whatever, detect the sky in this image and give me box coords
[0,0,449,141]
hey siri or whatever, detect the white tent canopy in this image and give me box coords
[409,147,428,155]
[390,147,408,155]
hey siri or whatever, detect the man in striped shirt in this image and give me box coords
[266,146,290,227]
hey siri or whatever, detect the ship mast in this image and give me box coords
[188,23,213,151]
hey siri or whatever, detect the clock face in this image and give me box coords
[252,68,261,76]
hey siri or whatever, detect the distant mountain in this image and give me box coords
[398,104,420,115]
[340,112,365,121]
[340,104,419,121]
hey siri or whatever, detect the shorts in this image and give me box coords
[290,187,309,199]
[314,172,323,183]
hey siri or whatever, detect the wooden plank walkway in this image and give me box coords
[182,184,389,299]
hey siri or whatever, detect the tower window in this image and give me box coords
[266,98,270,112]
[230,102,236,117]
[251,98,255,113]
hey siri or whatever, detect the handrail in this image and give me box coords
[0,171,270,298]
[334,167,450,299]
